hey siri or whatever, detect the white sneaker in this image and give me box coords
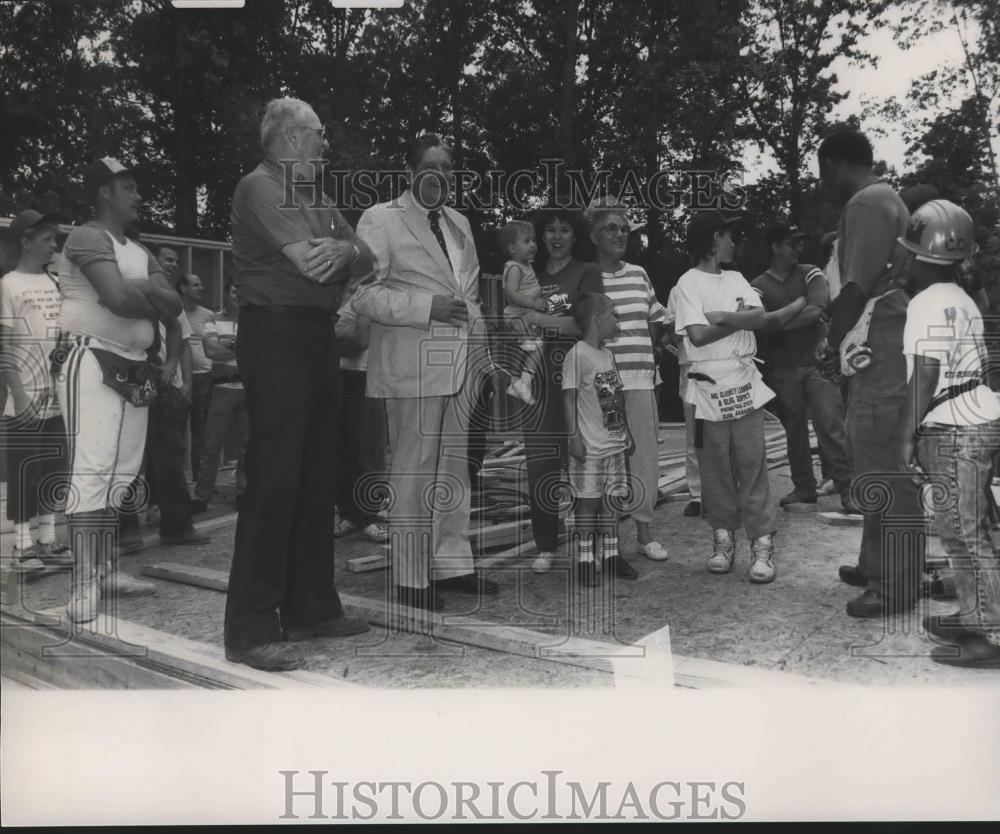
[636,541,669,561]
[361,521,389,543]
[8,546,47,578]
[66,574,100,624]
[817,478,836,496]
[334,518,359,538]
[35,541,74,569]
[532,552,554,573]
[707,529,735,574]
[749,534,776,584]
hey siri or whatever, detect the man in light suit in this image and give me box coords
[354,134,499,611]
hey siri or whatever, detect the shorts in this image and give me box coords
[55,342,149,514]
[569,451,628,500]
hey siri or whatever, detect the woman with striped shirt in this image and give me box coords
[585,200,669,565]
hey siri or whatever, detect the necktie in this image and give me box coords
[428,210,453,272]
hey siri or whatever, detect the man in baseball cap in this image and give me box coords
[82,157,136,200]
[752,220,856,516]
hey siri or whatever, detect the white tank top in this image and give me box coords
[57,224,156,360]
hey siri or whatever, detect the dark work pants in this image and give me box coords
[189,372,212,479]
[847,393,926,598]
[2,414,68,522]
[224,308,343,651]
[146,387,196,537]
[336,369,386,528]
[515,380,567,553]
[769,364,853,494]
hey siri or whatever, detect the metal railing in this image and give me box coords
[0,219,233,312]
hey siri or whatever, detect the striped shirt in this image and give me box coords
[601,263,667,390]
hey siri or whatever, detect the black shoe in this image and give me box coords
[846,588,915,619]
[838,565,867,588]
[779,489,817,507]
[604,554,638,580]
[923,611,974,643]
[225,642,306,671]
[286,612,371,641]
[931,633,1000,668]
[839,493,862,515]
[396,585,444,612]
[683,500,702,518]
[578,561,600,587]
[435,573,499,596]
[190,498,208,515]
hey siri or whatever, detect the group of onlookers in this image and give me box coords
[1,159,250,613]
[2,102,996,672]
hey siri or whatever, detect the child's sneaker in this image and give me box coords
[7,546,47,578]
[636,541,668,561]
[66,573,100,624]
[532,552,554,573]
[507,377,535,405]
[35,541,74,569]
[749,533,776,584]
[604,554,638,580]
[707,529,735,573]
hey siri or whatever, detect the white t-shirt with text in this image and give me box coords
[0,270,62,419]
[903,281,1000,426]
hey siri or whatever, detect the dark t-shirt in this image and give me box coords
[230,160,354,312]
[751,263,825,368]
[535,258,604,389]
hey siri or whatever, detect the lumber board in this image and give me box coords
[818,511,865,527]
[2,607,354,689]
[132,562,835,688]
[140,562,643,677]
[347,553,390,573]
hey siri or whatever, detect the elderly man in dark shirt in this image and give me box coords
[224,96,371,670]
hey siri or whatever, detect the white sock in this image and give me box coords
[35,514,57,545]
[14,522,33,551]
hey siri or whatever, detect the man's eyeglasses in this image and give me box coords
[299,125,327,140]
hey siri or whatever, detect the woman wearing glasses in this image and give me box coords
[583,198,670,571]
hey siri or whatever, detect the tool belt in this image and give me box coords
[91,349,158,408]
[211,373,241,386]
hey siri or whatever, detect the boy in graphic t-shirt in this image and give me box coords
[562,293,637,587]
[898,199,1000,669]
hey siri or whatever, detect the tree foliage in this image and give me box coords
[1,0,996,298]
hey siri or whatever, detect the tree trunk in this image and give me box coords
[173,92,199,236]
[558,0,579,168]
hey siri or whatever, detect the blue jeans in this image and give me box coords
[768,364,852,494]
[917,421,1000,646]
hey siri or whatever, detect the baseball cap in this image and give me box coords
[685,210,741,254]
[765,222,810,248]
[83,156,136,198]
[9,209,65,241]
